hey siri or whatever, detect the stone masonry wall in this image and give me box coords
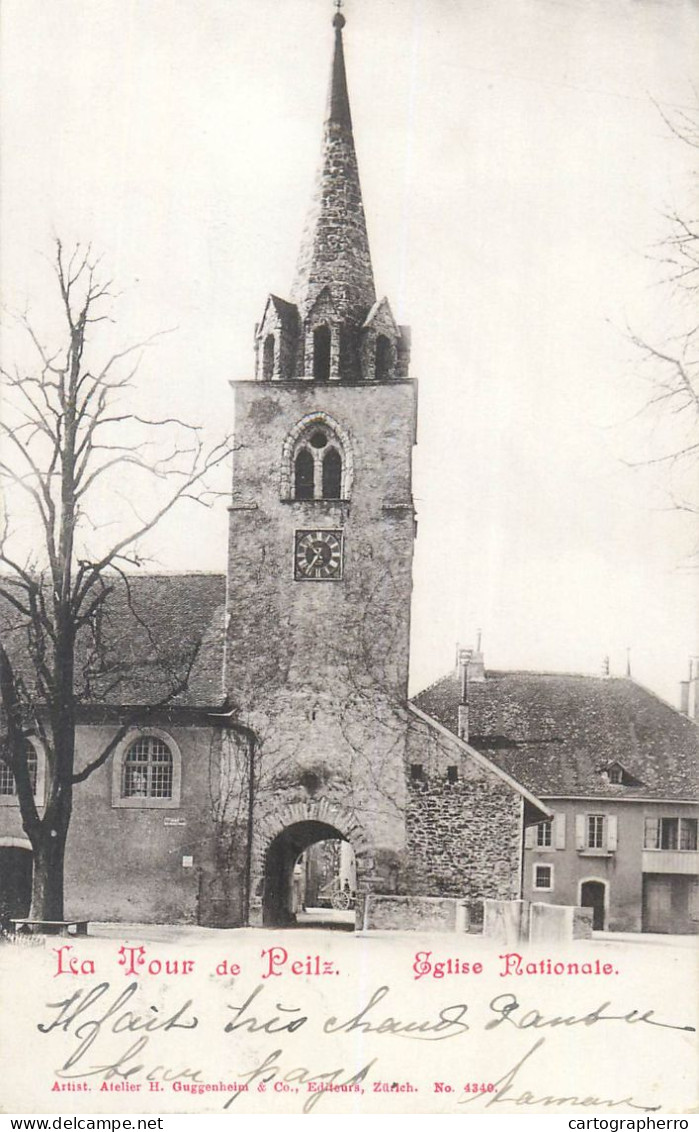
[406,777,522,900]
[404,714,523,901]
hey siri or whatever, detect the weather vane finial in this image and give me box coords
[333,0,346,30]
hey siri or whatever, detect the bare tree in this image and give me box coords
[0,240,233,921]
[629,102,699,522]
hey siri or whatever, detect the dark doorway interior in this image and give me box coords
[580,880,606,930]
[263,820,354,929]
[313,326,331,381]
[0,846,32,921]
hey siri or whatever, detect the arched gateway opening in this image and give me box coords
[262,820,356,929]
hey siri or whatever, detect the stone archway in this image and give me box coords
[252,800,371,928]
[263,820,347,927]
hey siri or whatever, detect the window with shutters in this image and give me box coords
[587,814,605,849]
[575,812,617,854]
[525,813,566,851]
[536,821,552,847]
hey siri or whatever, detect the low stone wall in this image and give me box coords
[357,894,594,937]
[357,894,467,931]
[529,901,574,943]
[482,898,594,943]
[483,898,529,944]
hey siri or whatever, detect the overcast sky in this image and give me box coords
[1,0,698,705]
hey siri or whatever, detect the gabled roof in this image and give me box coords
[0,573,226,710]
[362,296,399,335]
[257,294,299,336]
[408,702,551,823]
[412,669,699,802]
[305,284,338,322]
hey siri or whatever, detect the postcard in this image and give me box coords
[0,0,697,1119]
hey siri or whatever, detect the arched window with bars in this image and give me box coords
[113,730,182,809]
[122,736,173,799]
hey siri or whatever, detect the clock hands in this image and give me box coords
[295,530,342,579]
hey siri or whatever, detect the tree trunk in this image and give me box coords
[29,828,67,921]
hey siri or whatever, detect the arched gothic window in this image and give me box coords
[122,736,173,799]
[281,413,353,501]
[322,447,342,499]
[292,427,343,500]
[375,334,392,381]
[313,325,331,381]
[262,334,275,380]
[294,448,315,500]
[112,729,182,810]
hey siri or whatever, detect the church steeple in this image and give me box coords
[328,9,353,130]
[291,7,376,324]
[253,5,410,384]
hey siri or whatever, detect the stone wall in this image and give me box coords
[357,893,466,931]
[403,715,523,902]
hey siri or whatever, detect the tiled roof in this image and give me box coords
[412,669,699,802]
[0,573,226,709]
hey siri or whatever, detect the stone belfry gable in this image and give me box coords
[291,10,376,327]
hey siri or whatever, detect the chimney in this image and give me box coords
[680,681,690,715]
[467,629,486,683]
[602,655,610,677]
[690,658,699,721]
[457,648,472,741]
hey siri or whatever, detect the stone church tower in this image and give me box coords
[224,10,416,924]
[221,9,542,927]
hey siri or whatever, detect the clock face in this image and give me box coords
[294,529,343,581]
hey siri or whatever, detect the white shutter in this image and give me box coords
[554,812,566,849]
[575,814,586,850]
[607,814,618,851]
[524,824,536,849]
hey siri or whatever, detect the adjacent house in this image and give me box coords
[413,649,699,933]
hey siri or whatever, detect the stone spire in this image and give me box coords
[291,8,376,325]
